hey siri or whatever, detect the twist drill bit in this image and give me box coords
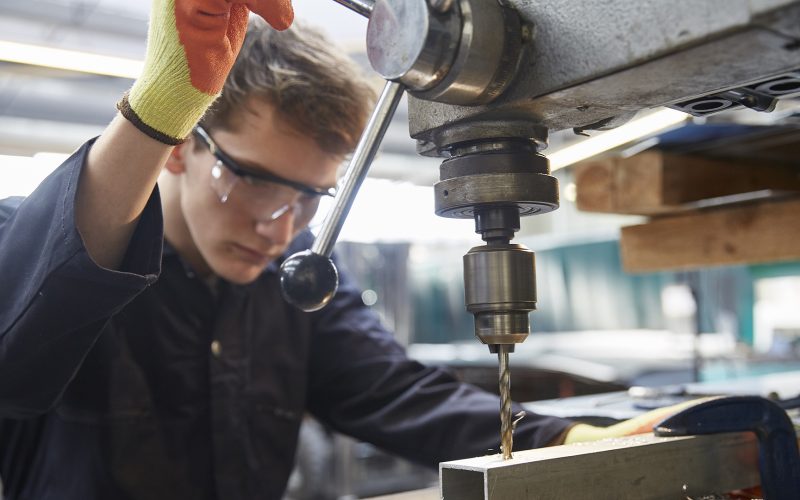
[498,345,513,460]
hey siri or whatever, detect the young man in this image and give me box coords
[0,3,697,499]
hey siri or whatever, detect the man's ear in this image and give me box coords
[165,141,189,174]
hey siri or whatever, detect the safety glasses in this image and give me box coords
[193,126,336,227]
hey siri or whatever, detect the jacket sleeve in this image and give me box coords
[0,140,163,418]
[306,262,572,468]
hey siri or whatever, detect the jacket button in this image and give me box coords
[210,340,222,358]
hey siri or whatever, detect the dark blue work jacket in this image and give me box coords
[0,141,570,500]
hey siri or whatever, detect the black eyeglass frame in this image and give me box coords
[193,126,336,198]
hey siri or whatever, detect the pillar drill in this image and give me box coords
[281,0,554,459]
[436,143,557,458]
[281,0,800,460]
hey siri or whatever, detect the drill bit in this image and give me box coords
[498,344,513,460]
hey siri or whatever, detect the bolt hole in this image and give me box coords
[784,40,800,51]
[443,190,449,197]
[765,81,800,94]
[688,100,729,112]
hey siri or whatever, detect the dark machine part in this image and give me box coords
[444,143,558,458]
[655,396,800,500]
[408,0,800,155]
[670,70,800,117]
[461,206,539,460]
[437,144,556,352]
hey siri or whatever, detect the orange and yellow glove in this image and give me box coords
[563,397,716,444]
[119,0,293,144]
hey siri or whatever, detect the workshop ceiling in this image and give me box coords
[0,1,423,161]
[0,0,798,185]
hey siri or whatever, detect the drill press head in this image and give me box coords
[434,139,559,352]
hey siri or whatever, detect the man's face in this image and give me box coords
[167,98,341,284]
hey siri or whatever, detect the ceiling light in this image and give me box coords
[547,108,689,171]
[0,41,142,79]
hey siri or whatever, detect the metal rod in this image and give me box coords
[331,0,374,17]
[311,80,405,257]
[498,345,513,460]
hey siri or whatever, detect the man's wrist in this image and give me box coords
[117,94,185,146]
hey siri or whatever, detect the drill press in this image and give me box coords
[282,0,800,461]
[436,141,558,458]
[281,0,551,459]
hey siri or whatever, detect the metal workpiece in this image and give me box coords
[279,81,405,311]
[439,432,762,500]
[408,0,800,147]
[463,242,536,346]
[366,0,523,105]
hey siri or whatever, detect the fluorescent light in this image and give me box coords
[0,41,142,79]
[547,108,688,171]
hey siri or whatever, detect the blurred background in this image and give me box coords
[1,1,799,498]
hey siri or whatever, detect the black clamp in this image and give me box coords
[654,396,800,500]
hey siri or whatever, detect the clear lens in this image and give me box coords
[210,161,239,203]
[210,160,322,228]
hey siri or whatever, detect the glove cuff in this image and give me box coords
[117,94,185,145]
[121,64,219,145]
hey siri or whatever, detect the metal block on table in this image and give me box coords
[440,432,760,500]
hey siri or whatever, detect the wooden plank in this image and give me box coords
[440,432,760,500]
[574,152,800,215]
[620,198,800,272]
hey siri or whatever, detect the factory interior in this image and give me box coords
[1,0,799,498]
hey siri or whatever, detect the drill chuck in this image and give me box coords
[463,243,536,349]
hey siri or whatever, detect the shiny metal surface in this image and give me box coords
[332,0,375,17]
[428,0,455,14]
[366,0,523,105]
[311,81,405,258]
[366,0,461,90]
[473,313,529,346]
[412,0,521,105]
[498,345,513,460]
[463,244,536,345]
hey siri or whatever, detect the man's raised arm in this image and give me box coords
[77,0,293,269]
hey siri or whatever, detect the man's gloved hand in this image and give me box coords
[119,0,294,144]
[563,397,717,445]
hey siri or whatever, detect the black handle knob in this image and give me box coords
[279,250,339,312]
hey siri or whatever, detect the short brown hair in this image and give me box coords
[200,18,376,156]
